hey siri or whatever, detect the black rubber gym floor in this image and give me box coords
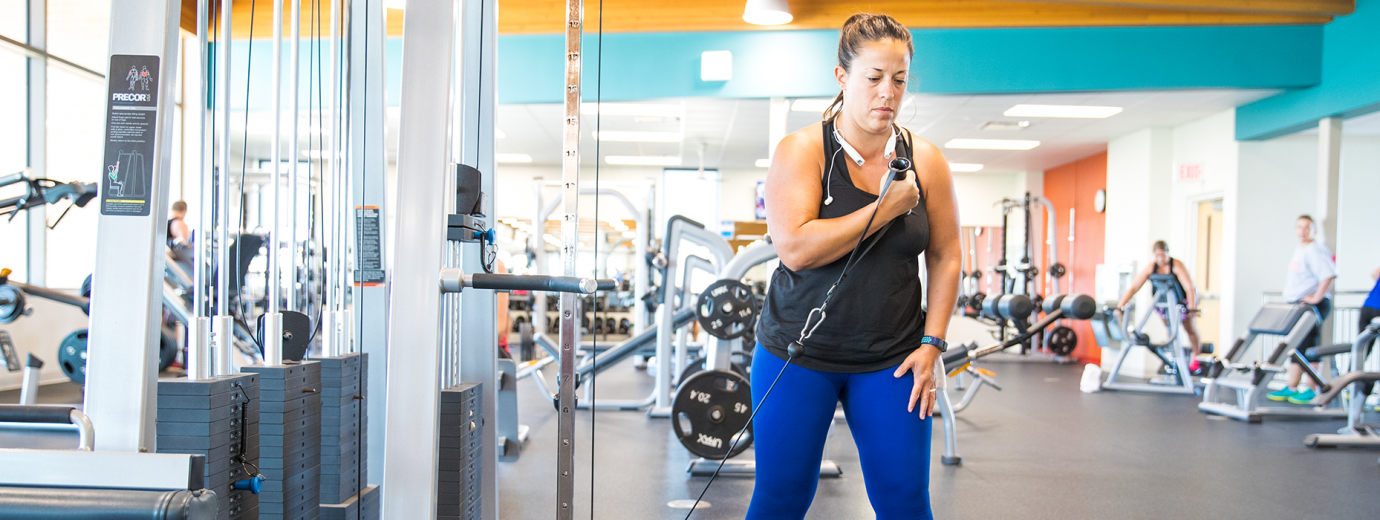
[498,358,1380,520]
[5,363,1377,519]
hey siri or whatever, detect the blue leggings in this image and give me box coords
[746,344,933,520]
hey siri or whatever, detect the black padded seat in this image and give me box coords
[0,487,216,519]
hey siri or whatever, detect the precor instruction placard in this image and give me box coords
[100,54,161,216]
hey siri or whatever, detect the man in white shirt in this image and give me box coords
[1267,215,1336,405]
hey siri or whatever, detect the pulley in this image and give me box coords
[696,279,758,340]
[671,369,754,460]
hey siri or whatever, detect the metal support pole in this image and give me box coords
[557,0,583,516]
[290,0,302,310]
[187,0,211,382]
[209,0,236,375]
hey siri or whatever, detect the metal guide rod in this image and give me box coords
[558,0,582,516]
[261,0,285,367]
[290,0,302,310]
[214,0,233,376]
[326,0,342,354]
[188,0,210,381]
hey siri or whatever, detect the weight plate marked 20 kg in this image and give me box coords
[1047,325,1078,357]
[697,279,758,340]
[672,369,754,460]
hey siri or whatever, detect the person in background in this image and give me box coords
[1360,267,1380,412]
[1113,240,1203,372]
[1268,215,1336,405]
[168,200,191,246]
[496,258,512,359]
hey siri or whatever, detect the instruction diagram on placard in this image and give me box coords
[106,150,147,198]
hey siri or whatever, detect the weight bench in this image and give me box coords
[1199,303,1346,423]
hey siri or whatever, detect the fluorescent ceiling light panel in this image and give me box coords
[1003,104,1123,118]
[605,156,682,166]
[743,0,793,25]
[755,159,771,168]
[791,98,833,112]
[592,131,683,143]
[701,51,733,81]
[496,153,533,163]
[948,163,984,172]
[944,139,1040,150]
[580,103,684,118]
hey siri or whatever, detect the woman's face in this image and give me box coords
[1153,247,1168,267]
[835,39,911,134]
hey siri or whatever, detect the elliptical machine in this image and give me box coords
[1101,274,1197,394]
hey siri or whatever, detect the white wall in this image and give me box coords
[951,172,1026,228]
[1335,136,1380,294]
[1234,136,1318,337]
[1168,110,1240,351]
[1103,127,1173,375]
[0,297,90,391]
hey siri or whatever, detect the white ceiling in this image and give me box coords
[495,89,1280,175]
[229,88,1290,176]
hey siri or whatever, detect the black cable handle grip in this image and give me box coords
[468,274,597,294]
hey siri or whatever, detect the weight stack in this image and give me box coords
[317,353,369,520]
[156,373,261,520]
[438,382,483,520]
[243,362,323,520]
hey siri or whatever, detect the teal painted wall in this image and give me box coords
[1236,0,1380,140]
[496,25,1322,104]
[221,24,1324,110]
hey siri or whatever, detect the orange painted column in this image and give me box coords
[1041,153,1107,362]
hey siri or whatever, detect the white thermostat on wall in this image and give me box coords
[1094,189,1106,213]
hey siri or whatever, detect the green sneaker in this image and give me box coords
[1266,387,1298,402]
[1287,388,1317,405]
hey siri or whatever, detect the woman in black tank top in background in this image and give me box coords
[747,13,961,520]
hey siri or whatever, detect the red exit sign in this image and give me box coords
[1178,163,1203,181]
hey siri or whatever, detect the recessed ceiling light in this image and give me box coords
[791,98,833,112]
[980,121,1030,131]
[944,139,1040,150]
[581,103,684,118]
[1003,104,1123,118]
[605,155,682,166]
[948,163,984,172]
[742,0,793,25]
[755,159,771,168]
[592,131,683,143]
[496,153,532,163]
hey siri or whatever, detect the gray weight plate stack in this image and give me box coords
[358,485,379,520]
[156,372,261,520]
[438,382,483,520]
[244,362,323,520]
[318,353,365,519]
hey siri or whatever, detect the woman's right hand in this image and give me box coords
[877,170,920,221]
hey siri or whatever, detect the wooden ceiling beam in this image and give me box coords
[180,0,1337,38]
[1001,0,1353,17]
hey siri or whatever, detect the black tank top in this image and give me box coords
[755,121,930,373]
[1151,258,1188,303]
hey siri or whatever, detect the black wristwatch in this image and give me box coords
[921,335,948,353]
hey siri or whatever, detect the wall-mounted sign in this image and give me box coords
[1178,163,1203,182]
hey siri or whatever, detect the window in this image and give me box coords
[0,49,27,281]
[45,61,106,288]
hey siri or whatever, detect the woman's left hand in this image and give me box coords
[894,346,941,418]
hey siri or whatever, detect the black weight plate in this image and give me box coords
[1047,325,1078,356]
[0,285,25,324]
[59,329,89,385]
[696,279,758,340]
[672,369,753,460]
[677,357,748,387]
[160,329,178,372]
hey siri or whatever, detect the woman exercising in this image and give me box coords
[1114,240,1203,372]
[752,13,961,520]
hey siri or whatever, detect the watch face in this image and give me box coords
[1094,189,1107,213]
